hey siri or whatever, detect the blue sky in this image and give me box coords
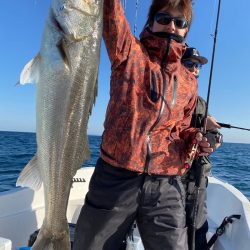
[1,0,250,143]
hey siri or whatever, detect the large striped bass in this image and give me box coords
[16,0,103,249]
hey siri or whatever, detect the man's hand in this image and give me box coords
[195,132,214,156]
[203,116,223,151]
[206,116,223,150]
[206,116,221,130]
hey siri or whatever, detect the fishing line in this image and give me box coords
[134,0,139,36]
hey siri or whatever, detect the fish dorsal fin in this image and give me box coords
[93,76,98,105]
[16,154,42,190]
[89,77,98,116]
[18,53,41,85]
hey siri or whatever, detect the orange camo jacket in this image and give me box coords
[100,0,198,175]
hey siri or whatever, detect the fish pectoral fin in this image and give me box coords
[57,38,72,71]
[17,54,41,85]
[16,154,42,191]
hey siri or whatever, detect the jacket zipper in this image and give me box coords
[171,75,177,106]
[144,39,171,173]
[150,71,158,102]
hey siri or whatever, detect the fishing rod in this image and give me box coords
[218,122,250,131]
[190,1,222,250]
[203,1,221,132]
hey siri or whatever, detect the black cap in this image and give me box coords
[182,47,208,65]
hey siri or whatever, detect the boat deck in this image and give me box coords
[0,168,249,250]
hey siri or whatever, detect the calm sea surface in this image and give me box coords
[0,131,249,200]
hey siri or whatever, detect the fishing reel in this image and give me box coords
[205,130,223,148]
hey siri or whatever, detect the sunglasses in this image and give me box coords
[182,60,202,69]
[154,13,188,29]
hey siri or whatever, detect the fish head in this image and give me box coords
[52,0,103,42]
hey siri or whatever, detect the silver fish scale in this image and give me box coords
[30,0,103,249]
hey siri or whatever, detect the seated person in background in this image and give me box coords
[181,47,223,250]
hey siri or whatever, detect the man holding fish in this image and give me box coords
[73,0,214,250]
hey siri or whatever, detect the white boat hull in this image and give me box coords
[0,167,249,250]
[206,176,250,250]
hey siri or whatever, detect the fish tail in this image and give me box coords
[31,225,71,250]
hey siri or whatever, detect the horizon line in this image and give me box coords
[0,130,249,145]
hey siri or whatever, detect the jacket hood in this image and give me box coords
[140,27,186,65]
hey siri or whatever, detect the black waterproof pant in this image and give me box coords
[184,175,209,250]
[73,158,188,250]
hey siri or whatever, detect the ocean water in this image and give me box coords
[0,131,249,200]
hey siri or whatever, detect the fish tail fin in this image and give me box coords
[17,53,41,85]
[16,154,42,190]
[31,224,70,250]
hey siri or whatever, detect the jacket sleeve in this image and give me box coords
[190,96,206,128]
[103,0,133,68]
